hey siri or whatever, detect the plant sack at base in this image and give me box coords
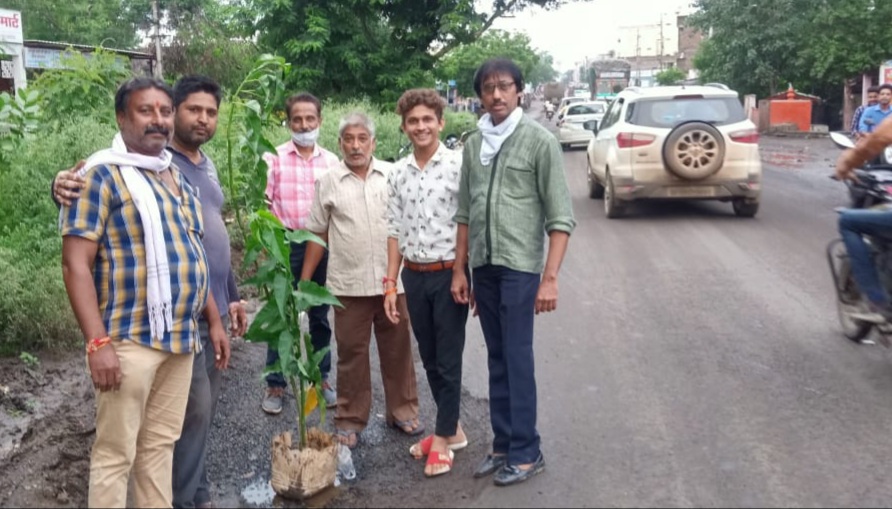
[271,428,338,499]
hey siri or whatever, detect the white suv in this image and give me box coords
[585,85,761,218]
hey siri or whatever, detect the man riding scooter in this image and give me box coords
[545,100,554,121]
[836,113,892,322]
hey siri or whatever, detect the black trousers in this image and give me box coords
[401,267,469,437]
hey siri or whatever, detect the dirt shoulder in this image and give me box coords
[0,327,493,508]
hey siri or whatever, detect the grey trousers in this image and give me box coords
[172,318,225,508]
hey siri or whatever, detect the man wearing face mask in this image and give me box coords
[262,92,341,415]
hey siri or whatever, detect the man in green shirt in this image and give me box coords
[451,58,576,487]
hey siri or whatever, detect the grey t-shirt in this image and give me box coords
[168,147,239,318]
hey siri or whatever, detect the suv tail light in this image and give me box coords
[729,129,759,144]
[616,132,656,148]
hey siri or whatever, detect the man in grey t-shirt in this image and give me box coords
[52,76,247,509]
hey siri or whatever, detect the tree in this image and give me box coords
[436,31,556,97]
[655,67,686,86]
[246,0,589,102]
[6,0,141,48]
[163,4,260,92]
[689,0,808,97]
[796,0,892,88]
[690,0,892,98]
[530,53,559,87]
[123,0,217,32]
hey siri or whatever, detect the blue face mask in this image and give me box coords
[291,128,320,148]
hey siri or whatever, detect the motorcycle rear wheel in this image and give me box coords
[829,241,873,342]
[837,297,873,342]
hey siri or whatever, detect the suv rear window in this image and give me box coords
[627,97,746,128]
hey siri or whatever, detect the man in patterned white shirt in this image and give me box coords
[300,111,422,449]
[262,92,341,415]
[384,89,469,477]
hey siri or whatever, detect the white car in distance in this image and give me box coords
[557,101,608,150]
[555,96,588,122]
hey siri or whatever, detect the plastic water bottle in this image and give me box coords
[337,444,356,481]
[299,311,309,334]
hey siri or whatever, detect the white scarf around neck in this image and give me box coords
[477,107,524,166]
[78,133,175,342]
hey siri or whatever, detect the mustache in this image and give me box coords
[348,151,365,156]
[144,125,170,136]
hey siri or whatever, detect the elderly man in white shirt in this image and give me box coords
[299,111,422,450]
[384,89,470,478]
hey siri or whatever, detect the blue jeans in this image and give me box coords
[266,242,331,388]
[839,209,892,305]
[472,264,541,465]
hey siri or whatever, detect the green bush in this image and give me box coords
[0,246,78,356]
[0,115,118,356]
[444,110,478,138]
[31,49,132,128]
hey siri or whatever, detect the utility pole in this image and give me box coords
[152,0,164,78]
[635,28,641,86]
[658,13,664,71]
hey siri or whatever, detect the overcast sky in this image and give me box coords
[484,0,696,71]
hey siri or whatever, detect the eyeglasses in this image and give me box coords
[482,81,516,96]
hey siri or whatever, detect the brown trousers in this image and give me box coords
[333,295,419,431]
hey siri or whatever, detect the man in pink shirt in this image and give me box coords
[262,93,341,415]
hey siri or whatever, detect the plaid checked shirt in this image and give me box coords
[265,141,341,230]
[852,104,868,135]
[60,164,210,353]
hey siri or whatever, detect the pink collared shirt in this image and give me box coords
[264,141,341,230]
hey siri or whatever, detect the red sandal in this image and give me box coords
[424,449,454,478]
[409,435,435,458]
[409,435,469,458]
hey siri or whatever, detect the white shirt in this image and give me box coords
[387,143,461,263]
[307,158,402,297]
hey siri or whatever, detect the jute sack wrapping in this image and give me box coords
[270,428,338,499]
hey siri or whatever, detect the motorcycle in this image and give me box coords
[444,129,476,151]
[545,109,554,121]
[827,132,892,345]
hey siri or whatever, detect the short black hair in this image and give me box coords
[173,75,221,108]
[285,92,323,120]
[868,85,881,94]
[879,84,892,94]
[114,77,174,114]
[473,58,524,98]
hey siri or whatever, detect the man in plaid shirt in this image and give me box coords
[262,92,342,415]
[852,86,879,139]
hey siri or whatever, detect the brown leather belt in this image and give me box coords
[404,259,455,272]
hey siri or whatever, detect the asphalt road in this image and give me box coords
[459,101,892,507]
[206,101,892,509]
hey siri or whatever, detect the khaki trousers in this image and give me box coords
[333,295,419,432]
[87,340,193,508]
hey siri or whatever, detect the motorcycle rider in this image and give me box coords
[545,100,554,120]
[836,113,892,322]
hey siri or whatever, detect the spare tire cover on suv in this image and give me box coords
[662,121,725,180]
